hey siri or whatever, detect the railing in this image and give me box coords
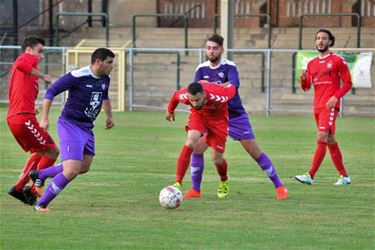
[295,13,362,94]
[298,13,361,49]
[7,0,64,45]
[127,48,181,111]
[54,12,109,46]
[213,13,272,48]
[132,13,189,55]
[169,4,201,27]
[232,51,266,93]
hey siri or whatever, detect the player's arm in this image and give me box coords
[102,99,114,129]
[41,74,76,129]
[193,67,203,82]
[16,56,51,84]
[301,64,312,91]
[40,99,52,130]
[31,68,52,84]
[206,83,236,102]
[227,65,240,88]
[334,59,352,98]
[166,88,188,121]
[326,59,353,109]
[102,81,114,129]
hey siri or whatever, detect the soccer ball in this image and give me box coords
[159,186,183,209]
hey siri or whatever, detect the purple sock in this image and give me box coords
[191,153,204,192]
[256,153,283,188]
[38,163,63,181]
[36,173,70,208]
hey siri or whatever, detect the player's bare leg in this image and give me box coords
[241,139,288,199]
[174,130,201,189]
[34,156,92,212]
[185,137,208,198]
[327,135,350,185]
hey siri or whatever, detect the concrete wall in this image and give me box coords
[108,0,158,27]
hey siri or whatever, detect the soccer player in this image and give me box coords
[31,48,115,211]
[184,34,288,200]
[7,35,59,205]
[166,81,236,198]
[295,29,352,185]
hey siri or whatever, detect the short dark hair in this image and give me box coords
[21,36,45,52]
[207,34,224,47]
[187,82,203,95]
[316,29,335,47]
[91,48,115,64]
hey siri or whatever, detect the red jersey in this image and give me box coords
[168,82,236,121]
[301,52,352,111]
[7,53,39,119]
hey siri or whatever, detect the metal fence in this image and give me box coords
[1,46,374,116]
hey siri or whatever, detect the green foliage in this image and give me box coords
[1,109,374,249]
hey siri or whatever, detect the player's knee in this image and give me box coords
[44,146,60,159]
[317,131,328,141]
[79,168,90,175]
[185,138,199,149]
[52,146,60,158]
[212,157,223,166]
[327,135,336,144]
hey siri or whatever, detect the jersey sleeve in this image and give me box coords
[167,88,189,113]
[44,73,76,100]
[301,62,312,91]
[194,67,203,82]
[334,58,352,98]
[14,55,38,75]
[103,76,110,100]
[204,82,236,102]
[227,65,240,88]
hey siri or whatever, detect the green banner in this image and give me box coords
[295,51,373,88]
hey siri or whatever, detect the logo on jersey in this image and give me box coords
[84,92,103,119]
[218,72,224,78]
[102,84,106,90]
[327,61,333,69]
[209,93,228,103]
[203,75,209,79]
[25,120,46,145]
[179,93,188,100]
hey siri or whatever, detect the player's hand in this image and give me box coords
[165,111,175,122]
[42,74,52,84]
[326,96,338,110]
[300,70,307,80]
[105,117,115,129]
[198,80,209,84]
[40,119,49,130]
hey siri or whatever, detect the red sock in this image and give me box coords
[15,153,42,191]
[37,156,57,170]
[328,142,348,177]
[215,159,228,181]
[176,145,193,183]
[308,140,327,179]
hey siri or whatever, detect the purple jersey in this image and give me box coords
[44,66,110,128]
[194,58,246,118]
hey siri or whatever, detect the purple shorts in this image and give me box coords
[57,117,95,161]
[228,114,256,141]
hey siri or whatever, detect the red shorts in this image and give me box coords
[185,114,227,153]
[314,108,339,135]
[7,114,56,153]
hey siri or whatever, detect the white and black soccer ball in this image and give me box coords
[159,186,183,209]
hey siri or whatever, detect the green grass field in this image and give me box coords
[1,109,374,249]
